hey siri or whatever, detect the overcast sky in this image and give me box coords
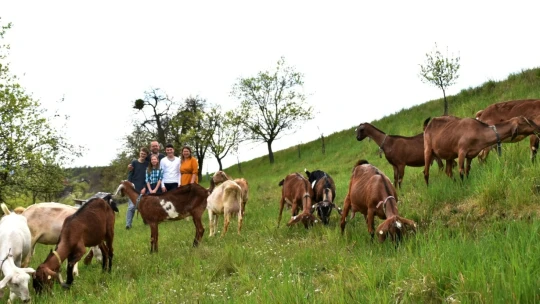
[1,1,539,173]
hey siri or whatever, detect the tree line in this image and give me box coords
[0,15,460,205]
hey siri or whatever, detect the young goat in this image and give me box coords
[355,122,445,189]
[0,203,35,303]
[340,160,416,243]
[424,115,540,185]
[277,173,316,228]
[32,198,117,293]
[115,180,208,251]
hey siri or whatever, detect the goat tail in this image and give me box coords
[354,159,369,169]
[423,117,431,130]
[278,179,285,187]
[1,203,10,215]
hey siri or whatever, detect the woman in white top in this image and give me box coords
[160,144,181,192]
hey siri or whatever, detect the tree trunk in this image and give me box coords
[217,158,223,171]
[267,141,275,164]
[198,159,204,182]
[321,134,326,154]
[443,89,448,116]
[237,155,242,173]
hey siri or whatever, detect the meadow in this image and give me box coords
[7,68,540,303]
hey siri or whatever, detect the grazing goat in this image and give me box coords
[210,171,249,216]
[475,99,540,162]
[424,115,540,185]
[304,169,341,225]
[115,180,208,251]
[21,202,103,273]
[0,203,36,303]
[355,122,445,188]
[340,160,416,243]
[277,173,316,228]
[32,198,117,293]
[207,179,243,237]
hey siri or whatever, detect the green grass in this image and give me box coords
[4,67,540,303]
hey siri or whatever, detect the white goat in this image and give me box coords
[207,180,243,237]
[0,203,35,303]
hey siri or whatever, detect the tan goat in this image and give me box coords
[209,171,249,216]
[207,180,243,237]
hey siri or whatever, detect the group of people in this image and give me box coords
[125,141,199,229]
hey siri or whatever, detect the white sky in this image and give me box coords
[1,1,539,173]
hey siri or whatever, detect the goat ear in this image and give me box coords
[22,267,36,274]
[397,216,417,232]
[0,273,12,289]
[376,221,391,242]
[287,215,303,226]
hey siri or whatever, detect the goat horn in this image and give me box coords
[57,273,64,284]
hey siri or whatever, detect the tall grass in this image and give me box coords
[4,67,540,303]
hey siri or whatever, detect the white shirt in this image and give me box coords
[160,156,180,184]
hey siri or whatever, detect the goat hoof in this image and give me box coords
[61,283,72,290]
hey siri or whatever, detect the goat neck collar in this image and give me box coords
[489,125,502,156]
[52,250,62,266]
[1,248,12,271]
[378,135,387,158]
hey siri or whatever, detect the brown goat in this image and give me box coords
[209,171,249,216]
[355,122,445,188]
[277,173,316,228]
[424,115,540,185]
[32,198,117,293]
[340,160,416,242]
[475,99,540,162]
[115,180,208,251]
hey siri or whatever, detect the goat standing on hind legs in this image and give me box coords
[340,160,416,243]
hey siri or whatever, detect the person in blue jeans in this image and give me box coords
[126,147,149,229]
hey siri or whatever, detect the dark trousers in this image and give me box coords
[163,183,178,191]
[146,183,162,194]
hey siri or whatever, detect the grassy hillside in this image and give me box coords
[10,67,540,304]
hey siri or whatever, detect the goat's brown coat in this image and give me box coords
[32,198,116,292]
[355,122,444,188]
[277,173,315,228]
[475,99,540,162]
[340,160,416,242]
[116,181,208,251]
[424,115,540,184]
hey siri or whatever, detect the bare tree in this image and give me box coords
[419,43,461,115]
[132,88,179,146]
[231,57,314,164]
